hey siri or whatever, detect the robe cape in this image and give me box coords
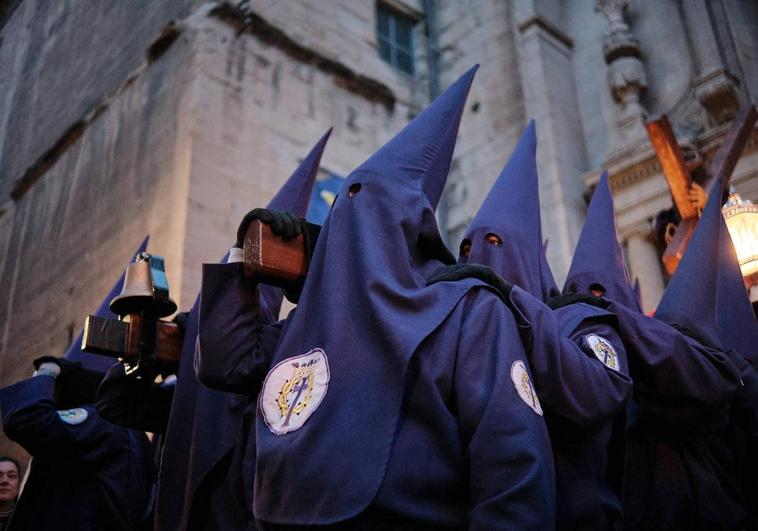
[197,66,556,528]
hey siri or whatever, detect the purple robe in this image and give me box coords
[0,375,152,531]
[608,305,744,528]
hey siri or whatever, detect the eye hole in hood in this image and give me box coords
[589,282,606,297]
[485,233,502,246]
[460,239,472,258]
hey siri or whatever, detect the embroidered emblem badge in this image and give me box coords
[260,348,330,435]
[585,334,619,370]
[57,408,89,425]
[510,360,543,416]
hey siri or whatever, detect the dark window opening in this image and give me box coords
[377,3,416,76]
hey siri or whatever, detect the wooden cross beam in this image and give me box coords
[242,219,321,289]
[645,103,757,274]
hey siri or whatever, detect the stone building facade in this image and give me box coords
[0,1,756,456]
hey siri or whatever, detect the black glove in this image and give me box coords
[32,356,81,378]
[236,208,302,248]
[172,311,191,334]
[547,292,611,310]
[427,264,513,302]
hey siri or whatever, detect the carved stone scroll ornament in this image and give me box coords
[596,0,648,141]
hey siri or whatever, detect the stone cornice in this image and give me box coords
[517,16,573,50]
[603,124,758,194]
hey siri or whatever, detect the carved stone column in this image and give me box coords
[596,0,647,145]
[625,223,666,312]
[514,3,588,282]
[682,0,740,124]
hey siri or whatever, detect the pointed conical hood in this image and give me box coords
[655,177,723,347]
[267,128,331,217]
[463,121,552,299]
[354,65,477,210]
[260,129,331,317]
[564,172,640,310]
[64,236,149,371]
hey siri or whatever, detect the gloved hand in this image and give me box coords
[236,209,302,248]
[547,292,611,310]
[427,264,513,302]
[32,356,81,379]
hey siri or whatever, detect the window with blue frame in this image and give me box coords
[376,3,416,76]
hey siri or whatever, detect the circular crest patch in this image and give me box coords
[57,408,88,425]
[585,334,619,370]
[260,348,330,435]
[510,360,543,416]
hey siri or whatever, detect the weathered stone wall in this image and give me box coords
[177,5,429,306]
[0,16,197,389]
[435,0,527,249]
[438,0,590,282]
[0,0,205,202]
[0,8,202,460]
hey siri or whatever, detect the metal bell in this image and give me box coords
[110,253,177,318]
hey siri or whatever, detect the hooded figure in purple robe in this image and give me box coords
[0,239,153,531]
[618,175,748,530]
[151,130,330,531]
[452,126,631,529]
[640,177,758,529]
[197,67,555,529]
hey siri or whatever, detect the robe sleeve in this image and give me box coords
[95,363,175,433]
[454,289,556,530]
[195,262,282,394]
[0,375,131,463]
[509,288,632,430]
[728,354,758,438]
[609,302,741,416]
